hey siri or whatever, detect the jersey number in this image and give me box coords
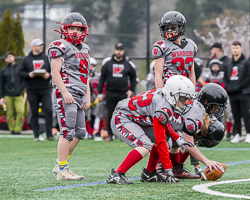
[172,57,193,76]
[79,59,88,84]
[128,89,155,111]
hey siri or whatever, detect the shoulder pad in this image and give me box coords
[81,43,90,53]
[48,40,66,58]
[185,38,198,55]
[154,107,172,126]
[183,118,202,135]
[152,40,166,59]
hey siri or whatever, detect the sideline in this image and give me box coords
[37,160,250,191]
[192,178,250,199]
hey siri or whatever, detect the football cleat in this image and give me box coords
[106,169,133,184]
[94,133,103,141]
[245,133,250,143]
[231,134,243,143]
[57,166,84,180]
[52,159,60,175]
[194,167,202,177]
[140,168,166,182]
[172,163,200,179]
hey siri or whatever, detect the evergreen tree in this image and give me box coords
[0,9,15,57]
[13,12,25,57]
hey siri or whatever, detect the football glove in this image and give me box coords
[165,168,176,184]
[176,137,194,147]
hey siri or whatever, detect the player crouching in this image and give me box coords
[106,75,195,184]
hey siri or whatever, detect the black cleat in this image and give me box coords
[106,169,133,184]
[140,168,166,182]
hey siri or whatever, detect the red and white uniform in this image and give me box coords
[152,38,197,85]
[110,88,184,169]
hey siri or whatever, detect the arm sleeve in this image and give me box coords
[153,117,172,170]
[19,58,30,78]
[98,64,107,94]
[240,61,250,88]
[0,69,4,98]
[129,65,137,92]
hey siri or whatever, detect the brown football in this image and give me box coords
[201,163,226,181]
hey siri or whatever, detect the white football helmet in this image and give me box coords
[162,75,195,112]
[90,57,97,66]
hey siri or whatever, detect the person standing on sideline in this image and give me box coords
[19,38,55,141]
[206,42,229,72]
[223,41,250,143]
[97,43,137,141]
[49,12,91,180]
[0,52,25,135]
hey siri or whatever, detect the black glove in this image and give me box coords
[176,137,194,147]
[165,168,176,184]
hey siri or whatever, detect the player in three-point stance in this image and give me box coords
[48,12,91,180]
[106,75,195,184]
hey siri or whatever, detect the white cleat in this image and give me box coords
[230,134,243,143]
[245,134,250,143]
[57,166,84,180]
[52,159,60,175]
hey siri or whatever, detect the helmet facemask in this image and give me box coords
[59,23,89,44]
[170,92,194,114]
[205,103,226,119]
[160,23,183,41]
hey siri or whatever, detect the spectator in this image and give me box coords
[206,42,229,72]
[19,38,55,141]
[97,43,137,142]
[223,41,250,143]
[0,52,25,135]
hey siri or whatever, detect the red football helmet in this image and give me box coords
[55,12,90,44]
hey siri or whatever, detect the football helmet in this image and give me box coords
[208,59,222,75]
[55,12,90,44]
[198,83,227,119]
[162,75,195,113]
[159,11,186,41]
[150,60,155,74]
[199,118,225,148]
[89,57,97,76]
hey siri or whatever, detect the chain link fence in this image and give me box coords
[2,0,250,93]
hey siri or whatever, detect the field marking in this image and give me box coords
[192,178,250,199]
[37,160,250,191]
[0,134,33,138]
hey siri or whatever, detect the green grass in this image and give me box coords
[1,136,250,200]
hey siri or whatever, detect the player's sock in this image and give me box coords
[146,145,160,172]
[103,118,107,130]
[169,151,180,166]
[116,149,143,174]
[67,155,71,163]
[226,121,233,133]
[180,151,189,164]
[98,120,103,133]
[90,127,94,135]
[58,160,68,171]
[86,120,91,134]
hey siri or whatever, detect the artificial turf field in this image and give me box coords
[1,134,250,200]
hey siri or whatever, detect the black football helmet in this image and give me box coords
[199,118,225,148]
[55,12,90,44]
[159,11,186,41]
[197,83,227,119]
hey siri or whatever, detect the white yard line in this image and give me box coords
[192,178,250,199]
